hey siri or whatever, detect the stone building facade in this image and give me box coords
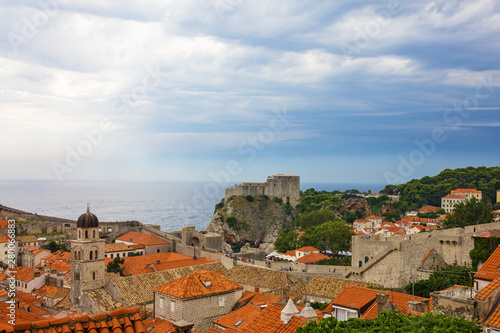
[225,174,300,207]
[153,270,243,332]
[71,208,105,312]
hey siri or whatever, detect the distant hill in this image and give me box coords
[381,166,500,207]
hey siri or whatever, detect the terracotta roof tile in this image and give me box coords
[443,194,465,199]
[236,291,284,307]
[8,266,45,282]
[476,276,500,301]
[0,302,46,333]
[0,220,9,229]
[41,251,71,262]
[366,215,382,220]
[475,245,500,281]
[17,235,38,243]
[142,317,201,333]
[419,206,441,212]
[474,229,500,239]
[32,285,62,297]
[14,307,145,333]
[0,235,12,243]
[296,252,330,263]
[295,246,319,252]
[324,285,380,313]
[236,303,309,333]
[105,243,143,253]
[116,232,167,246]
[484,301,500,329]
[451,188,482,194]
[118,252,212,276]
[215,304,262,331]
[112,262,228,305]
[84,288,120,312]
[361,291,428,319]
[154,270,242,299]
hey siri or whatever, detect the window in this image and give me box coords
[90,251,93,260]
[74,272,80,281]
[117,253,120,258]
[157,249,160,253]
[93,272,96,280]
[79,230,81,239]
[159,298,164,308]
[234,320,243,327]
[110,254,114,258]
[219,296,225,307]
[170,301,175,313]
[95,250,98,259]
[85,230,88,239]
[93,230,96,239]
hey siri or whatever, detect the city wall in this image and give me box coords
[346,221,500,288]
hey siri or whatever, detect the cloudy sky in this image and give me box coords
[1,0,499,184]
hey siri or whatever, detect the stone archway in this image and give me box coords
[192,236,200,247]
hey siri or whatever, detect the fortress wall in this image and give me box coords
[350,222,500,288]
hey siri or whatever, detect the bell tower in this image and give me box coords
[71,206,105,311]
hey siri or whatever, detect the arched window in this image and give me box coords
[95,250,98,259]
[93,272,96,280]
[93,230,96,239]
[85,230,88,239]
[74,251,77,260]
[79,230,81,239]
[365,256,369,263]
[90,251,93,260]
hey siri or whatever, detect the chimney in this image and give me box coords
[299,303,317,320]
[34,271,41,278]
[408,301,424,313]
[421,299,430,313]
[172,320,194,333]
[255,286,259,293]
[376,292,389,315]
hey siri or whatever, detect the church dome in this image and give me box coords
[77,208,99,228]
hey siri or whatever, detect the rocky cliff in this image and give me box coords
[206,195,295,246]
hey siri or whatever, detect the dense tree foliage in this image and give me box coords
[42,240,67,253]
[382,166,500,207]
[296,190,342,214]
[299,221,353,253]
[404,266,473,298]
[443,197,495,229]
[106,257,125,275]
[470,236,500,270]
[297,311,481,332]
[296,210,340,230]
[274,230,299,253]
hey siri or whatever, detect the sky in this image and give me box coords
[0,0,499,185]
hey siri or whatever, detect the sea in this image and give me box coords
[0,181,385,232]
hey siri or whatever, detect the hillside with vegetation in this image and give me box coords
[382,166,500,209]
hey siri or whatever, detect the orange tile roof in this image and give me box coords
[474,229,500,239]
[283,250,296,257]
[118,252,198,276]
[236,291,284,307]
[236,303,309,333]
[476,276,500,301]
[151,257,216,275]
[117,231,168,246]
[9,266,45,282]
[443,194,465,199]
[324,285,380,313]
[214,304,262,331]
[366,215,382,220]
[295,246,319,252]
[17,302,49,316]
[451,188,481,194]
[484,302,500,329]
[14,307,145,333]
[41,250,71,262]
[32,285,61,297]
[419,206,440,212]
[45,260,72,273]
[297,232,305,238]
[296,252,330,263]
[475,245,500,281]
[380,222,396,228]
[143,317,202,333]
[154,270,242,299]
[0,235,12,243]
[0,301,45,333]
[361,290,427,319]
[0,220,9,229]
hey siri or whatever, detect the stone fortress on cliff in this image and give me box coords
[224,174,300,207]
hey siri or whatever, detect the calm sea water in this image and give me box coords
[0,181,385,232]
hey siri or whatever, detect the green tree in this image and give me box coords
[274,230,299,253]
[296,210,339,230]
[297,311,481,332]
[107,257,125,275]
[404,266,472,298]
[443,197,495,229]
[470,237,500,270]
[299,221,353,253]
[42,240,67,253]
